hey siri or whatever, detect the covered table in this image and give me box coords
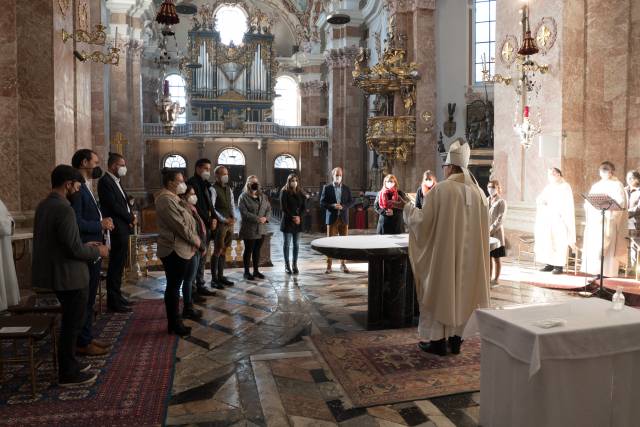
[476,298,640,427]
[311,234,500,330]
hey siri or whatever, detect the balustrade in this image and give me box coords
[143,121,328,141]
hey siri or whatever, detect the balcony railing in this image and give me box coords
[143,121,328,141]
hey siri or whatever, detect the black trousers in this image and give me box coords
[243,238,264,272]
[77,260,101,347]
[195,230,211,287]
[161,251,189,328]
[55,288,88,379]
[107,232,129,307]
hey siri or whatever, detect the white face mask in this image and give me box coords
[221,175,229,185]
[385,182,395,189]
[334,175,342,184]
[425,179,434,187]
[176,182,187,195]
[201,171,211,181]
[290,181,298,189]
[600,170,611,180]
[117,166,127,177]
[488,188,497,196]
[187,195,198,205]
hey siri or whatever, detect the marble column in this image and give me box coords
[325,46,367,190]
[299,80,328,189]
[90,0,107,159]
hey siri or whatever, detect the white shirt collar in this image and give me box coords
[106,171,120,183]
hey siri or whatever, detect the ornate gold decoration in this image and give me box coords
[62,24,107,45]
[73,47,120,65]
[77,2,89,31]
[499,35,518,67]
[366,116,416,162]
[58,0,71,17]
[111,132,128,155]
[534,17,557,54]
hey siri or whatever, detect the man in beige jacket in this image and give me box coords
[399,138,490,356]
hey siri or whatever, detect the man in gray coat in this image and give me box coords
[32,165,109,386]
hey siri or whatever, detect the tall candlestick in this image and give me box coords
[115,26,118,48]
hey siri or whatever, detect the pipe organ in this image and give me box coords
[184,7,278,123]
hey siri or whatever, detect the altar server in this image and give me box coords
[400,138,490,356]
[0,197,19,311]
[581,161,627,278]
[534,168,576,274]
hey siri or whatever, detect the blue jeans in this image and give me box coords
[181,252,200,308]
[283,232,299,265]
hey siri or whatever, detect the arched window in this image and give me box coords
[274,154,297,169]
[165,74,187,124]
[218,147,246,165]
[473,0,496,83]
[215,5,248,46]
[273,76,300,126]
[163,153,187,169]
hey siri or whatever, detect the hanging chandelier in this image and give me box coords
[156,0,180,36]
[157,80,185,134]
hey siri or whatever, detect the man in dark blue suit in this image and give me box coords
[71,149,114,356]
[98,153,135,313]
[320,167,354,273]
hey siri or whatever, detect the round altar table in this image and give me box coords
[311,234,501,330]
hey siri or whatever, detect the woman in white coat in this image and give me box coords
[581,161,627,279]
[0,198,20,311]
[534,168,576,274]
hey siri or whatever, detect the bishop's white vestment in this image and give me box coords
[403,172,490,340]
[0,199,19,311]
[581,177,627,277]
[534,180,576,267]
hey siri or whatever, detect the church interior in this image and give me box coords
[1,0,639,425]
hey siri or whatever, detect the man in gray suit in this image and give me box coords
[32,165,109,386]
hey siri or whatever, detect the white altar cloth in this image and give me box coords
[476,299,640,427]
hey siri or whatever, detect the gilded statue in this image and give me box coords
[353,47,370,78]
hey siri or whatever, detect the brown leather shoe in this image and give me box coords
[91,339,112,349]
[76,343,109,356]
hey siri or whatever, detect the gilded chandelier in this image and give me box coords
[352,15,419,171]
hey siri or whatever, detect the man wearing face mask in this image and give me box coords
[581,161,627,280]
[33,165,109,386]
[71,149,114,356]
[210,166,236,288]
[186,158,217,296]
[98,152,135,313]
[415,170,437,209]
[534,168,576,275]
[320,167,354,273]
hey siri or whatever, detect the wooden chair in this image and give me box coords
[0,314,57,397]
[517,234,536,266]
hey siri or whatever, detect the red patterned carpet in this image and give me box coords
[311,328,481,407]
[0,300,178,426]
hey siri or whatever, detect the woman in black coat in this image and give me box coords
[280,174,306,274]
[374,174,408,235]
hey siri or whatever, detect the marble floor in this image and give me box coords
[121,224,580,427]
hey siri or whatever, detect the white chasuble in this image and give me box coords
[534,180,576,267]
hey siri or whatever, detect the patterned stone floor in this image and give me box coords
[120,223,580,426]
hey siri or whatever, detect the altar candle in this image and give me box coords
[523,105,530,118]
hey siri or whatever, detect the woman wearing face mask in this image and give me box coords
[238,176,272,280]
[178,185,207,320]
[534,168,576,274]
[625,170,640,234]
[280,174,306,274]
[155,168,201,336]
[581,161,627,280]
[374,174,408,235]
[415,170,437,209]
[487,180,507,285]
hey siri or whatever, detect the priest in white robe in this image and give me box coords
[400,138,490,356]
[0,198,20,311]
[581,161,627,278]
[534,168,576,274]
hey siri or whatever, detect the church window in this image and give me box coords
[473,0,496,84]
[165,74,187,124]
[274,154,297,169]
[218,148,246,165]
[273,76,300,126]
[163,153,187,169]
[215,5,248,46]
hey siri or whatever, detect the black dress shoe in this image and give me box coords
[552,267,564,275]
[211,281,225,290]
[243,272,255,280]
[59,371,97,387]
[292,265,299,275]
[197,287,216,297]
[253,271,265,279]
[447,336,464,355]
[418,339,447,356]
[192,293,207,303]
[182,307,203,321]
[219,277,234,286]
[539,265,554,272]
[168,323,191,336]
[285,265,292,275]
[108,305,132,313]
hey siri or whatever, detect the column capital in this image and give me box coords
[299,80,327,97]
[324,45,360,70]
[387,0,435,14]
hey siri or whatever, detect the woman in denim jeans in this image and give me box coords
[280,174,306,274]
[179,185,210,320]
